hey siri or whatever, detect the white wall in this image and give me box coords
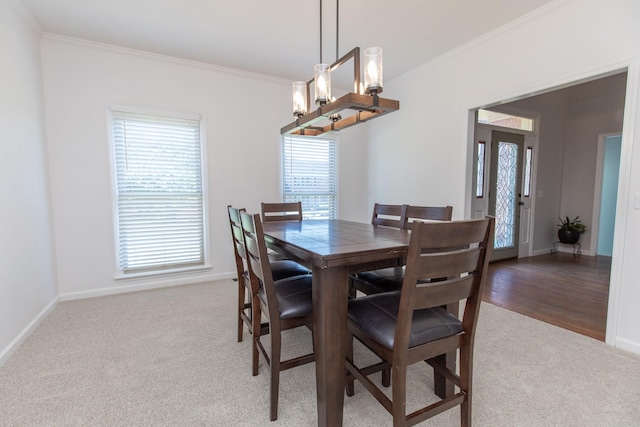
[0,0,59,364]
[40,36,369,299]
[367,0,640,353]
[561,74,627,253]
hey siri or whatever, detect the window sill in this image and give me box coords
[113,264,212,281]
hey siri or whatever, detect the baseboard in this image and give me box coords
[0,296,59,367]
[532,247,595,256]
[532,248,552,256]
[59,271,235,301]
[614,336,640,354]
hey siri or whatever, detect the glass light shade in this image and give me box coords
[314,63,331,106]
[292,81,307,117]
[364,47,383,95]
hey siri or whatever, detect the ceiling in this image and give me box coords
[22,0,556,87]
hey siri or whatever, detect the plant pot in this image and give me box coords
[558,229,581,244]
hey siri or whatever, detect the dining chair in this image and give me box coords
[345,217,494,427]
[239,210,315,421]
[350,205,454,296]
[261,201,303,222]
[227,205,309,343]
[347,203,407,298]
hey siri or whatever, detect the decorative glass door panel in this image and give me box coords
[489,131,524,261]
[495,142,518,248]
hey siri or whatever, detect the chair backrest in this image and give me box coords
[395,217,494,348]
[371,203,408,228]
[261,202,303,222]
[402,205,453,229]
[227,205,249,282]
[239,211,279,322]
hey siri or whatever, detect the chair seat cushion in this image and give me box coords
[347,292,463,349]
[272,274,313,319]
[270,260,310,281]
[243,260,308,284]
[354,267,405,293]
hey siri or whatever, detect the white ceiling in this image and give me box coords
[22,0,555,86]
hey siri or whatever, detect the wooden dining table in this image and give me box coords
[262,219,456,426]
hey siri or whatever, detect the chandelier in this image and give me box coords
[281,0,399,137]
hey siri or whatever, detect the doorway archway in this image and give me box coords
[469,71,628,340]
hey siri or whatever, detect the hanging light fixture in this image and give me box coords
[282,0,399,137]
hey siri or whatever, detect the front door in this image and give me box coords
[488,131,525,261]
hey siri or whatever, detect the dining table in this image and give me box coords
[262,219,456,427]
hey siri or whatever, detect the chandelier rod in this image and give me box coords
[336,0,339,62]
[319,0,323,64]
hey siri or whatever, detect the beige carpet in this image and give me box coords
[1,280,639,426]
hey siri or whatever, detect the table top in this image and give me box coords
[262,219,410,270]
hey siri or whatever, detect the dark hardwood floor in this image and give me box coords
[483,252,611,341]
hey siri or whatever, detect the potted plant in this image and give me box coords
[557,216,587,244]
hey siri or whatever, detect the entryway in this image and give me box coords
[469,71,628,342]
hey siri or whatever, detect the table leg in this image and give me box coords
[312,266,349,427]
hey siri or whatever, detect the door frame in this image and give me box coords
[471,107,539,259]
[464,64,637,349]
[592,132,622,256]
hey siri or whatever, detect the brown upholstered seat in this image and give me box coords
[346,217,494,427]
[240,211,315,421]
[227,205,308,342]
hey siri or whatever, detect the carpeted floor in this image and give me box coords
[1,280,639,426]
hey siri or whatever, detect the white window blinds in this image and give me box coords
[111,110,205,274]
[282,136,337,219]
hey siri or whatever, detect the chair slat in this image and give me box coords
[403,205,452,229]
[261,202,303,222]
[411,276,475,310]
[413,248,482,279]
[411,220,490,249]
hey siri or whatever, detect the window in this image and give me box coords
[476,141,486,198]
[524,146,533,197]
[282,136,337,219]
[110,109,206,275]
[477,109,534,132]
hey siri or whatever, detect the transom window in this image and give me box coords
[477,109,534,132]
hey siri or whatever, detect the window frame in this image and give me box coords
[107,105,210,279]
